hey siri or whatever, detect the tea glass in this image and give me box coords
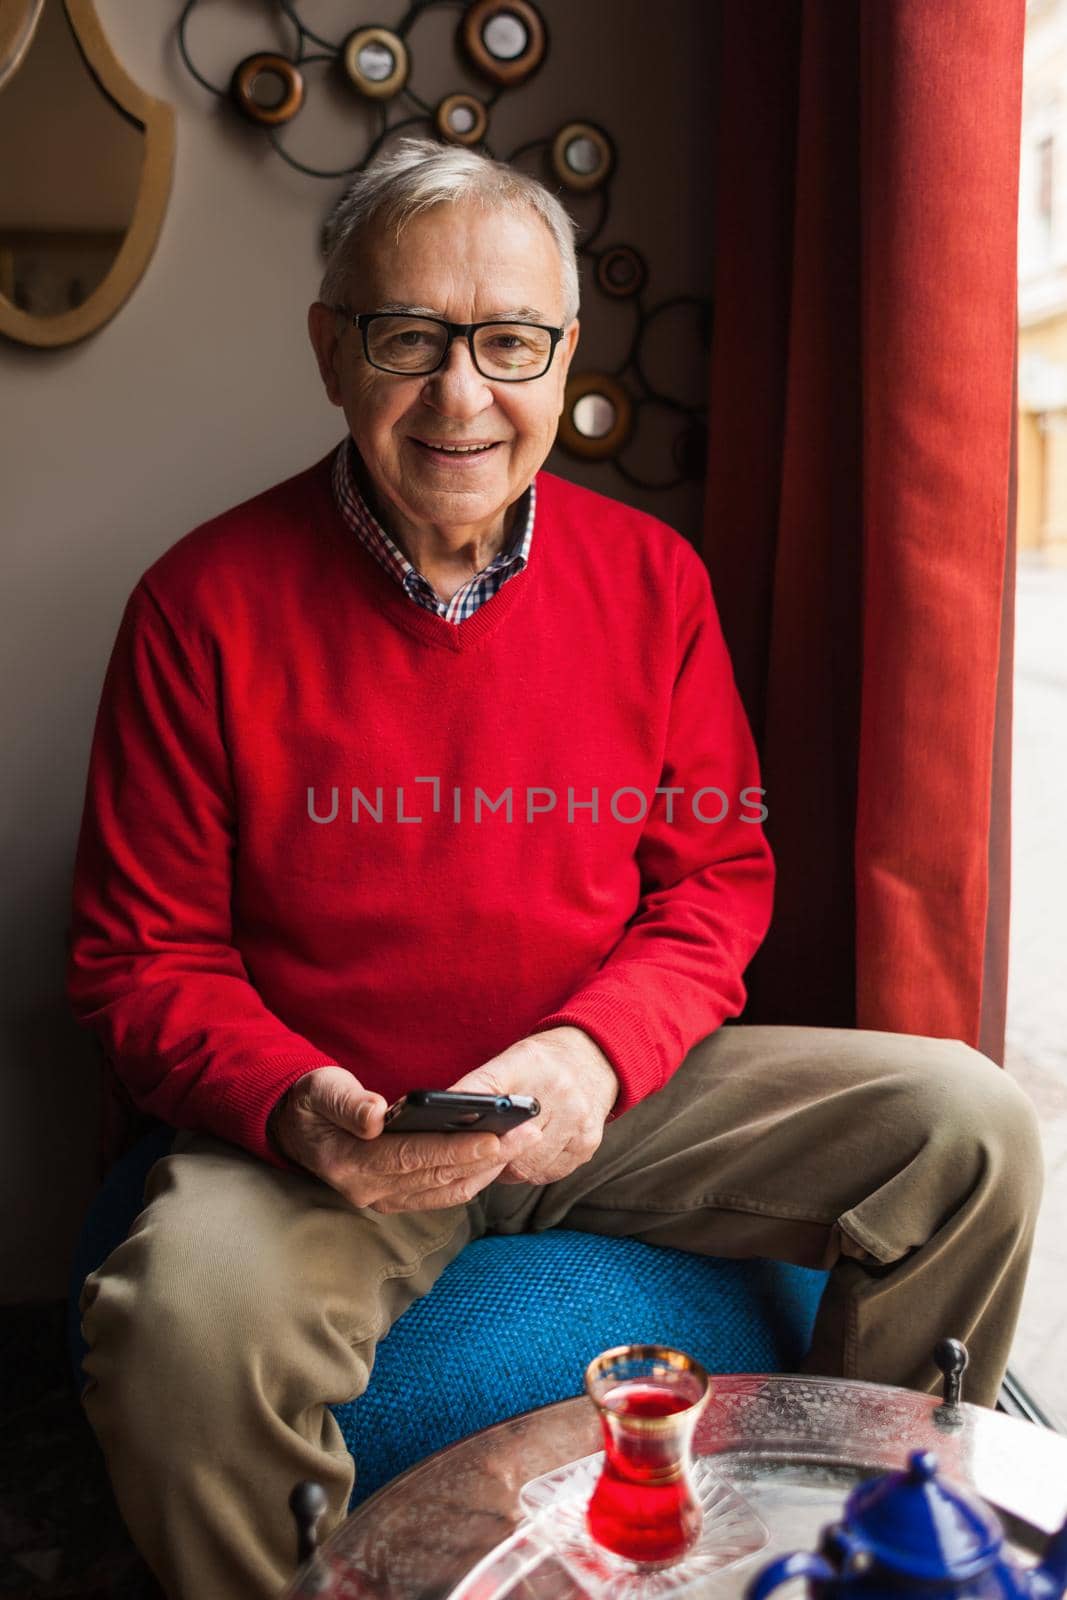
[583,1344,712,1568]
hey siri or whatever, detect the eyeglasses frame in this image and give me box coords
[336,309,567,383]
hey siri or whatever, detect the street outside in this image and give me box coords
[1004,555,1067,1425]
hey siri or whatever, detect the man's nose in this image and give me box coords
[419,338,494,417]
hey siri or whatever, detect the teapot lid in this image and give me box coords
[844,1451,1003,1581]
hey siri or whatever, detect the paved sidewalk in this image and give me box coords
[1004,556,1067,1426]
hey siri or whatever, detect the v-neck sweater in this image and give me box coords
[67,450,775,1169]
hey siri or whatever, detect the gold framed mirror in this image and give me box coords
[0,0,45,90]
[0,0,174,349]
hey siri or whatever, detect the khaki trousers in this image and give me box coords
[77,1026,1042,1600]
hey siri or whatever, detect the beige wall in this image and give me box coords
[0,0,715,1300]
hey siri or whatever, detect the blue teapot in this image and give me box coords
[746,1451,1067,1600]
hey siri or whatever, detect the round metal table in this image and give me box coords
[283,1375,1067,1600]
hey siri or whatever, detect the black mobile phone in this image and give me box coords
[382,1090,540,1135]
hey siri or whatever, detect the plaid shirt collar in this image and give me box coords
[331,437,535,624]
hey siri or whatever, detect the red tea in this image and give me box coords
[602,1382,692,1420]
[585,1381,703,1565]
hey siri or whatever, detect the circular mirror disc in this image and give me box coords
[572,393,616,438]
[251,70,287,109]
[482,13,529,59]
[565,136,600,175]
[357,43,395,81]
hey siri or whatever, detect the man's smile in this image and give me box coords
[410,437,504,462]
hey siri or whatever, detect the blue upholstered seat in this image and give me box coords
[67,1126,828,1509]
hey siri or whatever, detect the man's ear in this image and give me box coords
[554,319,580,415]
[307,301,344,407]
[562,318,580,373]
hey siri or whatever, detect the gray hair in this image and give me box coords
[319,137,581,324]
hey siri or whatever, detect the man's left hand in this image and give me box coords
[447,1026,619,1186]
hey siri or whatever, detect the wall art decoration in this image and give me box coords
[176,0,710,491]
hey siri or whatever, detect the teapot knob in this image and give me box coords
[906,1451,939,1483]
[934,1338,969,1408]
[290,1480,329,1584]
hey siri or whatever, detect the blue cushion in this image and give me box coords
[68,1128,828,1509]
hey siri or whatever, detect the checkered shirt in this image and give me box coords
[331,438,535,625]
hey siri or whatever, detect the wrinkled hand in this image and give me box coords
[447,1027,619,1186]
[267,1066,544,1214]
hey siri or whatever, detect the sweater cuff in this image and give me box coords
[532,996,666,1118]
[212,1054,341,1170]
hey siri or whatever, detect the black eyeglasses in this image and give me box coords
[338,310,566,382]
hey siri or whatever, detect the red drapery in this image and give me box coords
[702,0,1023,1059]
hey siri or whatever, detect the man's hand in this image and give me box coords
[447,1027,619,1187]
[267,1066,543,1214]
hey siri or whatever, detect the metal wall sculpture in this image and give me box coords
[177,0,710,491]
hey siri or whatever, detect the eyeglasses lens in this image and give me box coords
[366,316,553,379]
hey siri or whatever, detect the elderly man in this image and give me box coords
[70,138,1041,1600]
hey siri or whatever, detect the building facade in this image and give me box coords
[1020,0,1067,556]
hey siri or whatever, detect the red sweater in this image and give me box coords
[68,452,774,1169]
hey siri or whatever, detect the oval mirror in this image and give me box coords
[0,0,174,348]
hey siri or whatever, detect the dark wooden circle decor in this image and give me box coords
[230,53,305,126]
[341,28,409,100]
[461,0,547,88]
[596,245,647,299]
[557,373,633,461]
[435,92,489,146]
[551,121,614,192]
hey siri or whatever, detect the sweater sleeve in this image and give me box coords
[66,581,339,1168]
[533,543,775,1115]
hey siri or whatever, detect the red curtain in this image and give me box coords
[702,1,1024,1060]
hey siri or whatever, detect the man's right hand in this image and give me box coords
[267,1066,543,1214]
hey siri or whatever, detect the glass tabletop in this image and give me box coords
[282,1374,1067,1600]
